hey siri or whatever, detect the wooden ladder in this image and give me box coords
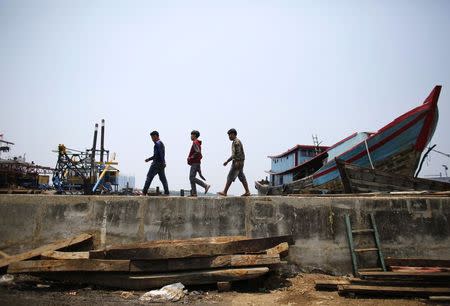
[345,213,386,277]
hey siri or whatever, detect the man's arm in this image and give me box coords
[145,156,154,163]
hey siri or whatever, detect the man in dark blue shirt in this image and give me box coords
[143,131,170,195]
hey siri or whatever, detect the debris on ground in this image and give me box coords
[0,274,14,286]
[139,282,186,302]
[118,291,135,299]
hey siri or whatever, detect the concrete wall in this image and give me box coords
[0,195,449,275]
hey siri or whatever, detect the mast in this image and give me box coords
[100,119,105,163]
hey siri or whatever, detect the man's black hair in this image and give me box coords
[191,130,200,138]
[227,128,237,135]
[150,131,159,137]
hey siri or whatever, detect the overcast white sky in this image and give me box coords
[1,0,449,194]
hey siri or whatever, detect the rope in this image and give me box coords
[364,139,375,169]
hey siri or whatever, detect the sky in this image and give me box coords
[1,0,449,194]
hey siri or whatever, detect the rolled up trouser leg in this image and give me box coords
[227,160,245,184]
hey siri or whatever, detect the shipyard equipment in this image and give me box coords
[52,120,119,194]
[0,136,53,191]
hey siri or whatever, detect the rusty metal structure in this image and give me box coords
[52,120,119,195]
[0,136,53,190]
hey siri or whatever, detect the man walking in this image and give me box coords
[143,131,170,195]
[218,128,251,196]
[187,130,210,196]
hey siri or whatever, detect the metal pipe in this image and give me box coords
[91,123,99,182]
[92,152,115,192]
[100,119,105,163]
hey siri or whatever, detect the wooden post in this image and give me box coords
[335,158,353,193]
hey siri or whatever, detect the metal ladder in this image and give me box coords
[345,213,386,276]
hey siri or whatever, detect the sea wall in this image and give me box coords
[1,194,449,275]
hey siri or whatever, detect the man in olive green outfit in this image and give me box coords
[218,128,251,197]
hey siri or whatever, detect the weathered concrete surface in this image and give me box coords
[0,195,449,275]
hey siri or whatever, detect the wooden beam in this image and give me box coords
[429,296,450,301]
[37,267,270,290]
[265,242,289,256]
[0,233,92,269]
[385,258,450,268]
[0,250,9,258]
[90,235,294,260]
[314,279,350,291]
[8,259,130,273]
[130,254,280,272]
[348,277,450,287]
[335,158,353,193]
[41,251,89,260]
[359,271,450,280]
[338,284,450,297]
[390,266,450,273]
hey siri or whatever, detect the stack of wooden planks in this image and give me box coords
[5,233,293,290]
[315,257,450,300]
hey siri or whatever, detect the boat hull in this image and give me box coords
[255,86,441,195]
[336,159,450,193]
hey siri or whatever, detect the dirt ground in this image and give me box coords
[0,273,443,306]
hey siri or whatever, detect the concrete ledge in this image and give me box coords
[1,195,449,275]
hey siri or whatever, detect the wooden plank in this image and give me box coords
[265,242,289,256]
[37,267,270,290]
[41,251,89,260]
[348,277,450,287]
[385,258,450,268]
[354,248,378,253]
[119,236,249,247]
[336,158,353,193]
[359,271,450,280]
[314,279,350,291]
[90,235,294,260]
[130,254,280,272]
[358,268,384,272]
[351,229,374,234]
[338,284,450,297]
[390,266,450,273]
[230,254,280,267]
[8,259,130,273]
[0,233,92,269]
[0,250,9,258]
[429,296,450,301]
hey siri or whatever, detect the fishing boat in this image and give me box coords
[255,86,442,195]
